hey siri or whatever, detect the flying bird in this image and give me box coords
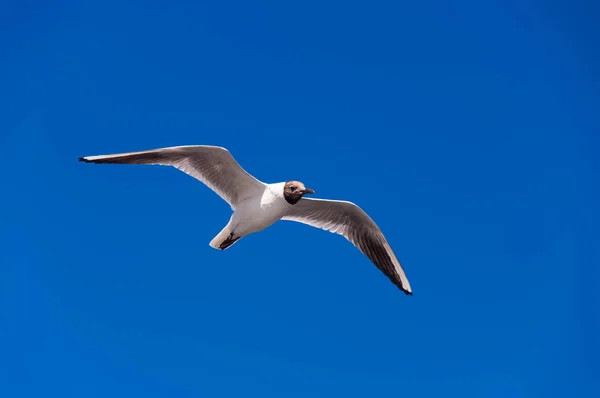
[78,145,412,295]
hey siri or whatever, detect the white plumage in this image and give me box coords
[79,145,412,295]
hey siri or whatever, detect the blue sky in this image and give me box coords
[1,1,598,396]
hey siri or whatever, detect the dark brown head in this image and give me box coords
[283,180,315,204]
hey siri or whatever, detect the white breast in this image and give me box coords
[230,184,288,236]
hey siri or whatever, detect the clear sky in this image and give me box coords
[1,1,598,397]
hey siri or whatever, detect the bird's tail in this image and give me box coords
[209,222,240,250]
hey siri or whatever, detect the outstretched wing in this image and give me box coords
[79,145,265,209]
[282,197,412,295]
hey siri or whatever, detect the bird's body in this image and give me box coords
[210,182,289,249]
[79,145,413,295]
[235,182,289,235]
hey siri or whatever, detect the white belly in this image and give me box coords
[230,190,288,236]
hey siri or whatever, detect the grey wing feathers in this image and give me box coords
[282,198,412,295]
[79,145,264,208]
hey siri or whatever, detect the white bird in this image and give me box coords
[79,145,412,295]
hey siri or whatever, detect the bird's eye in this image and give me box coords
[290,186,296,192]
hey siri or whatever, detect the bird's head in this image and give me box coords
[283,180,315,204]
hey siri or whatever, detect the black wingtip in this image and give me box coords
[399,285,413,296]
[79,157,91,163]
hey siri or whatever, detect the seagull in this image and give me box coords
[79,145,412,295]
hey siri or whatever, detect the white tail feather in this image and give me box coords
[209,222,233,249]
